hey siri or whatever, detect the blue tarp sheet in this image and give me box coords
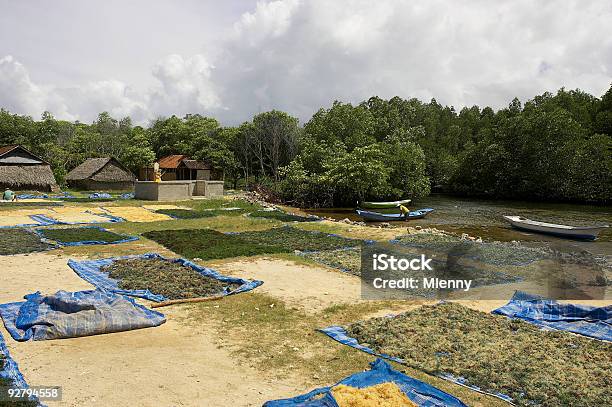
[16,194,48,199]
[493,291,612,341]
[88,192,112,199]
[264,358,467,407]
[319,325,514,403]
[119,193,134,199]
[0,331,44,405]
[0,290,166,341]
[0,214,60,229]
[67,253,263,302]
[34,226,138,247]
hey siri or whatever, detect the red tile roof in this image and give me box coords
[157,155,188,169]
[0,145,19,156]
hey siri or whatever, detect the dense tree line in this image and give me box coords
[0,85,610,205]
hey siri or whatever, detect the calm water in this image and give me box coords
[304,194,612,244]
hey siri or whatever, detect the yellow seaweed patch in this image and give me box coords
[102,207,173,222]
[0,209,55,227]
[331,383,416,407]
[48,207,113,224]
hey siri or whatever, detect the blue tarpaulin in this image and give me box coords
[493,291,612,341]
[33,226,138,247]
[88,192,112,199]
[16,194,48,199]
[0,331,44,405]
[0,290,166,341]
[0,214,60,229]
[119,193,134,199]
[264,358,467,407]
[67,253,263,302]
[319,325,514,404]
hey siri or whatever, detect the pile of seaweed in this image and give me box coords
[39,227,128,244]
[143,226,358,261]
[302,247,362,275]
[102,258,240,299]
[0,229,52,255]
[393,233,550,266]
[344,302,611,406]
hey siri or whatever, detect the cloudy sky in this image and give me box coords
[1,0,611,125]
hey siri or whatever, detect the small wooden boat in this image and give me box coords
[503,216,609,240]
[357,208,434,222]
[360,199,411,209]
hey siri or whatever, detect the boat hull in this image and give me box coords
[357,208,434,222]
[503,216,608,240]
[360,199,411,209]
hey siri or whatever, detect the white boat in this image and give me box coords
[503,216,609,240]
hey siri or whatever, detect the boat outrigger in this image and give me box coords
[359,199,411,209]
[503,216,609,240]
[357,208,434,222]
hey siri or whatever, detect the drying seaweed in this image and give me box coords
[393,233,550,266]
[39,227,129,244]
[303,247,362,275]
[344,302,612,406]
[143,229,287,260]
[0,228,52,255]
[143,227,358,261]
[249,210,316,222]
[102,258,241,299]
[155,208,246,219]
[331,383,416,407]
[239,227,357,252]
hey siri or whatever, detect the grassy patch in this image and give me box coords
[181,293,507,406]
[143,226,359,261]
[0,202,62,208]
[344,302,611,406]
[60,197,116,203]
[101,258,241,299]
[249,210,317,222]
[38,227,131,244]
[0,229,52,255]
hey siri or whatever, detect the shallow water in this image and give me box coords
[304,194,612,243]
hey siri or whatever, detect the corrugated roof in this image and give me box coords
[0,145,49,164]
[158,155,188,169]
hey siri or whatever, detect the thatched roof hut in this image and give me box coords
[0,145,59,192]
[66,157,135,191]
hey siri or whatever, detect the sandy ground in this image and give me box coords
[216,258,365,313]
[0,252,303,407]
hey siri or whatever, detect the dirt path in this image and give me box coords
[0,252,304,406]
[215,257,365,313]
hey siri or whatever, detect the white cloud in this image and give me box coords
[0,0,611,125]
